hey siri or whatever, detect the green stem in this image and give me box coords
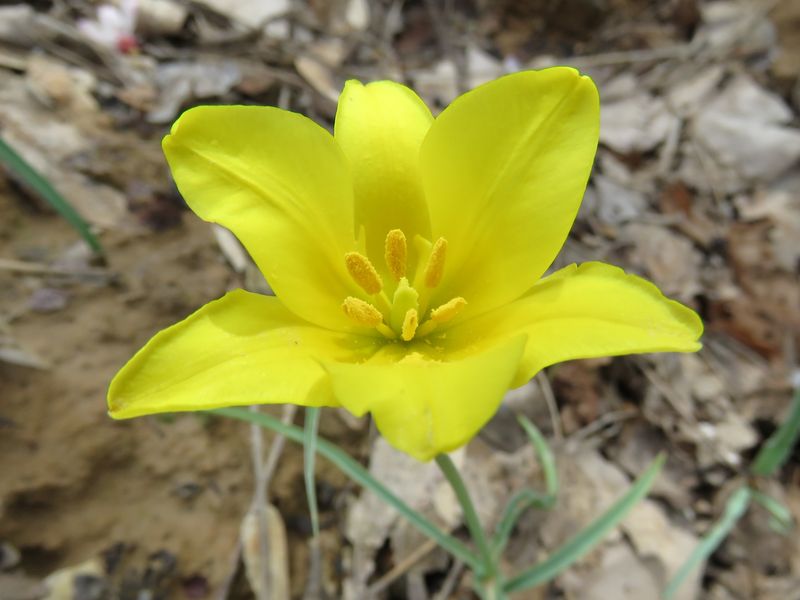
[435,453,498,586]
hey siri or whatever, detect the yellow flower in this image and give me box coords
[108,68,702,461]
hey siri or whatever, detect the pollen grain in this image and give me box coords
[345,252,382,295]
[423,237,447,288]
[342,297,383,327]
[384,229,407,280]
[430,296,467,323]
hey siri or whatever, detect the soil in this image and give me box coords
[0,0,799,599]
[0,187,355,597]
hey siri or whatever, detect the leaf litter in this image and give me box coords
[0,0,798,598]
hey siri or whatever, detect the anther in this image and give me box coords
[342,297,383,327]
[384,229,407,281]
[430,297,467,323]
[423,237,447,288]
[345,252,382,295]
[401,309,419,341]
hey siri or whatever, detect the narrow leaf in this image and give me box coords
[752,387,800,477]
[663,487,751,599]
[436,453,494,580]
[751,489,793,533]
[517,414,559,498]
[213,406,480,571]
[492,415,558,558]
[0,137,103,254]
[504,454,665,593]
[492,488,554,560]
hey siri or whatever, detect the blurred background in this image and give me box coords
[0,0,798,598]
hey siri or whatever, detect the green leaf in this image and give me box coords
[213,406,480,571]
[664,486,751,599]
[436,453,495,581]
[504,454,665,594]
[0,136,103,255]
[751,489,793,534]
[517,414,559,498]
[493,489,554,561]
[492,415,558,558]
[752,387,800,477]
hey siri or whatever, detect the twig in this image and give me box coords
[365,538,439,597]
[216,405,296,600]
[424,0,468,94]
[641,365,696,423]
[249,408,271,600]
[303,535,324,600]
[0,258,115,282]
[565,42,698,69]
[433,559,465,600]
[536,372,563,442]
[214,541,242,600]
[566,408,637,447]
[252,405,297,599]
[259,405,298,492]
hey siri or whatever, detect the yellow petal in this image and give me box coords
[163,106,356,331]
[108,290,380,419]
[420,68,600,316]
[445,262,703,387]
[334,80,433,274]
[324,336,527,461]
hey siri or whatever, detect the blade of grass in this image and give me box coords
[750,489,793,533]
[492,415,558,558]
[751,386,800,477]
[436,453,495,582]
[492,488,554,560]
[213,406,480,572]
[504,453,665,594]
[517,414,559,498]
[663,486,751,599]
[0,137,103,254]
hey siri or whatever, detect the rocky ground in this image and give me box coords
[0,0,798,599]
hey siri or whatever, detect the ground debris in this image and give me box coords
[0,0,798,598]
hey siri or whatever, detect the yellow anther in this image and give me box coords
[423,237,447,288]
[384,229,407,281]
[342,297,383,327]
[345,252,382,295]
[430,297,467,323]
[401,309,418,341]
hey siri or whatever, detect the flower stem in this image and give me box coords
[435,453,498,586]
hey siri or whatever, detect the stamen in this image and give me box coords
[423,237,447,288]
[345,252,382,295]
[401,309,418,341]
[342,297,383,327]
[430,297,467,323]
[384,229,407,281]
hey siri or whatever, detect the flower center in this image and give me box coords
[341,229,466,341]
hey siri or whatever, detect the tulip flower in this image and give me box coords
[108,68,702,460]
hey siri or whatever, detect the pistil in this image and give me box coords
[341,230,464,342]
[401,309,419,341]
